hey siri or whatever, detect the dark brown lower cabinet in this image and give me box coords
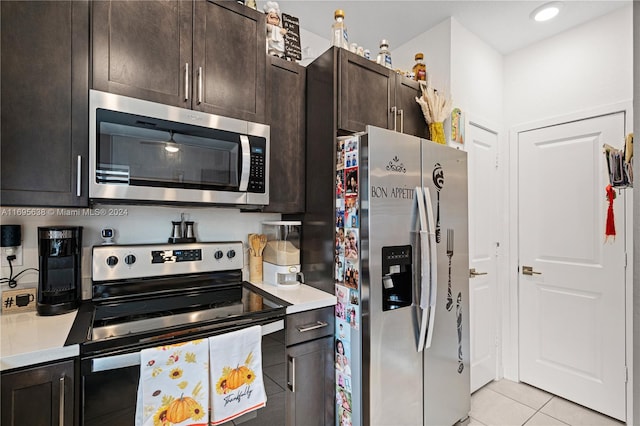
[285,307,335,426]
[1,359,75,426]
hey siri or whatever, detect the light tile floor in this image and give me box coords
[469,380,625,426]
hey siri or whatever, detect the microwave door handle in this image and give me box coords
[239,135,250,191]
[414,187,429,352]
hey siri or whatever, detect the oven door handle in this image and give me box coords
[91,352,139,373]
[90,319,284,373]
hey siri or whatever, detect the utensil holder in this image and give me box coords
[248,239,265,311]
[249,255,263,282]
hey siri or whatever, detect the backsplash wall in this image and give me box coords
[0,204,279,299]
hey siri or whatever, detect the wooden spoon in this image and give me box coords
[258,234,267,256]
[248,233,257,256]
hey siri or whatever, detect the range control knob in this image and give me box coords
[214,250,224,260]
[227,249,236,259]
[106,256,118,267]
[124,254,136,265]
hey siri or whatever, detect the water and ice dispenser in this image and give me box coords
[381,245,412,311]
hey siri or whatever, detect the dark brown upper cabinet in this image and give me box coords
[92,0,266,123]
[394,75,430,139]
[1,0,89,207]
[264,56,306,214]
[337,48,429,138]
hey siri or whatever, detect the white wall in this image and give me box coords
[450,18,503,128]
[502,5,634,412]
[0,205,279,300]
[394,18,452,94]
[298,28,330,67]
[633,2,639,423]
[394,17,504,142]
[504,6,633,127]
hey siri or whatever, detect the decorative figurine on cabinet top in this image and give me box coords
[264,1,286,57]
[237,0,256,8]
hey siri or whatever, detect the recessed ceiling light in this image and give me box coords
[530,2,563,22]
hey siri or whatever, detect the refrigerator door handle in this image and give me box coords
[417,230,430,352]
[423,186,438,349]
[414,187,430,352]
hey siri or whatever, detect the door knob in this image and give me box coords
[522,266,542,276]
[469,268,487,278]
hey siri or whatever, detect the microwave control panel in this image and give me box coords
[248,143,266,193]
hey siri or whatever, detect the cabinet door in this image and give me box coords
[1,360,75,426]
[394,76,430,139]
[264,57,305,213]
[193,1,266,123]
[338,48,393,133]
[286,336,334,426]
[1,0,89,207]
[92,0,193,108]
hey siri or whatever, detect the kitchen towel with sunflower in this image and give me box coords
[208,325,267,425]
[135,339,209,426]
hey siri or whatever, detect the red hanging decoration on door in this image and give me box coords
[605,184,616,242]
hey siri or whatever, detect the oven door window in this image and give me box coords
[96,109,240,191]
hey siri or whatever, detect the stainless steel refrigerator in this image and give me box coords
[329,125,470,426]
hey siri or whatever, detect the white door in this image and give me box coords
[518,113,626,421]
[467,122,500,393]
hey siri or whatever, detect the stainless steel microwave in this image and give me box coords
[89,90,269,207]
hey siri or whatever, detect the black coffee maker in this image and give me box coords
[37,226,82,316]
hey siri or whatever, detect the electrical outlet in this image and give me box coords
[1,246,23,267]
[1,287,36,314]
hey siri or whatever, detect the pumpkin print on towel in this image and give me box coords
[153,387,206,425]
[215,351,257,394]
[136,339,209,426]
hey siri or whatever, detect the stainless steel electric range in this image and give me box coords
[68,242,288,426]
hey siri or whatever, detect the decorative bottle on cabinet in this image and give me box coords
[376,39,392,69]
[331,9,349,49]
[413,52,427,81]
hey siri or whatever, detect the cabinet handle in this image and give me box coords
[184,63,189,102]
[398,109,404,133]
[76,155,82,197]
[59,375,65,425]
[390,106,398,131]
[296,321,329,333]
[287,354,295,392]
[197,66,203,105]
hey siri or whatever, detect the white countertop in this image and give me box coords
[1,311,79,372]
[0,284,335,371]
[249,281,337,314]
